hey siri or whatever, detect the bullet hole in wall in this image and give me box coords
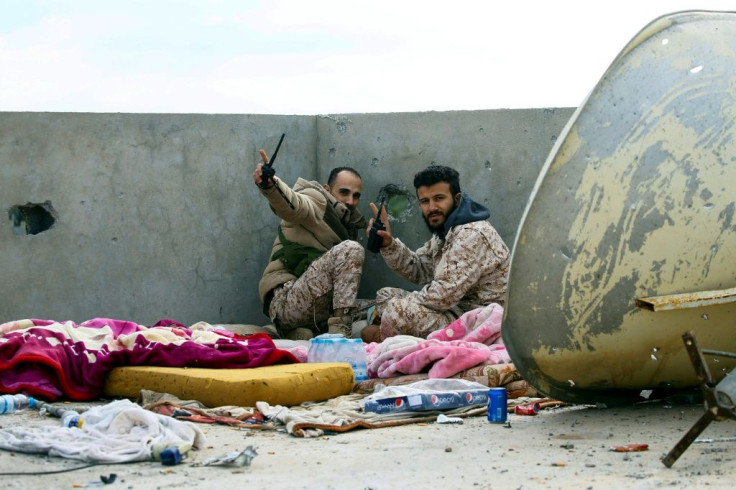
[375,184,415,222]
[8,201,57,235]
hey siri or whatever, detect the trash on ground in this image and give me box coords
[514,403,540,415]
[437,414,463,424]
[198,446,258,467]
[610,443,648,452]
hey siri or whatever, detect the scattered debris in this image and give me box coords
[159,447,183,466]
[437,414,463,424]
[100,474,116,484]
[197,446,258,467]
[514,403,540,415]
[77,473,117,488]
[610,444,648,452]
[695,436,736,444]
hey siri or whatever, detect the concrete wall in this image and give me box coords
[1,108,574,326]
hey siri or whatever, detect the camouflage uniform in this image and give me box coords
[268,240,364,332]
[257,177,366,336]
[376,220,509,339]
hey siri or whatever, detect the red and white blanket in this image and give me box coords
[0,304,509,402]
[0,318,299,402]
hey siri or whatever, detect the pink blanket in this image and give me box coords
[365,304,510,379]
[0,318,299,402]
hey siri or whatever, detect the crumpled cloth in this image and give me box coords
[256,392,484,438]
[0,318,299,401]
[140,389,263,427]
[427,303,504,344]
[364,305,510,379]
[0,399,205,463]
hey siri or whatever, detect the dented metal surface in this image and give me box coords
[503,11,736,404]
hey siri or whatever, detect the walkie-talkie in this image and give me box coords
[258,133,294,209]
[367,201,386,253]
[259,133,285,189]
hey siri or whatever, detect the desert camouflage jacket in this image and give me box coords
[257,177,366,302]
[381,219,510,313]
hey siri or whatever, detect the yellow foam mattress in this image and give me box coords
[103,363,354,408]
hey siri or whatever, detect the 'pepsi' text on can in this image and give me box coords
[487,388,507,423]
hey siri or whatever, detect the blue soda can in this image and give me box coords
[487,388,507,423]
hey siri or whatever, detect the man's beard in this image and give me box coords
[422,203,457,235]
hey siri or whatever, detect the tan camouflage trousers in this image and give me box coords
[375,287,457,339]
[269,240,364,335]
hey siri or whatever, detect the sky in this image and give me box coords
[1,1,734,115]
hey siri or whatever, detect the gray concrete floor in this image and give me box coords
[0,398,735,489]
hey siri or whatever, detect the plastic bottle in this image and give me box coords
[159,447,183,466]
[0,394,36,414]
[308,334,368,382]
[349,343,369,382]
[61,410,84,428]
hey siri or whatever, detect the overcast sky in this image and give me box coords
[1,1,734,115]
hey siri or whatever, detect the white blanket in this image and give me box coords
[0,399,205,462]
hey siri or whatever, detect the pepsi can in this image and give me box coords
[514,402,540,416]
[487,388,507,423]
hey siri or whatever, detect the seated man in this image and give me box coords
[362,165,510,342]
[254,153,367,340]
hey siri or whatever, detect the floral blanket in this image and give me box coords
[0,318,298,402]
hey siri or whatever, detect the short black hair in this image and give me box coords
[327,166,362,187]
[413,165,461,196]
